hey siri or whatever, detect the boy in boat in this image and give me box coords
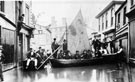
[100,46,108,56]
[81,50,88,59]
[64,50,72,59]
[95,47,102,58]
[58,50,63,59]
[26,48,38,69]
[74,50,80,59]
[87,50,93,59]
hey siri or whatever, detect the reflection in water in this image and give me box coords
[3,64,135,82]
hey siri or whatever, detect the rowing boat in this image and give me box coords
[50,54,117,68]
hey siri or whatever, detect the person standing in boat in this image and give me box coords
[92,36,101,52]
[110,37,115,53]
[114,45,125,69]
[63,39,67,53]
[51,38,59,58]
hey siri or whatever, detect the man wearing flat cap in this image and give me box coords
[0,45,4,81]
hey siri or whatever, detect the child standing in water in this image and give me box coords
[0,45,4,81]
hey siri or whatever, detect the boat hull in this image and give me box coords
[50,55,117,68]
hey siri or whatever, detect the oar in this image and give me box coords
[37,45,62,70]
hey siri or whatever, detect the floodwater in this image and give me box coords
[3,63,134,82]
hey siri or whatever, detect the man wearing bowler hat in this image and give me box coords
[0,45,4,81]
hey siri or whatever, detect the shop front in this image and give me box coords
[0,14,17,71]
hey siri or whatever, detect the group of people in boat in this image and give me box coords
[51,38,92,59]
[51,36,124,60]
[51,37,106,59]
[57,49,93,59]
[91,36,116,56]
[25,47,50,69]
[25,36,124,69]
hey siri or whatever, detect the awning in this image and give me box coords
[103,28,115,35]
[115,32,128,40]
[126,8,135,18]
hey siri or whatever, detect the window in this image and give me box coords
[98,18,100,32]
[102,15,104,30]
[17,1,22,21]
[123,7,126,25]
[131,0,134,6]
[0,1,4,12]
[38,30,43,34]
[111,8,114,26]
[105,12,108,29]
[25,4,29,25]
[118,13,120,24]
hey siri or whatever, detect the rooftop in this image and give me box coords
[95,0,125,18]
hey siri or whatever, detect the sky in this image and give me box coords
[32,0,111,36]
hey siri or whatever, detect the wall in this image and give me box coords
[98,4,122,33]
[4,1,16,24]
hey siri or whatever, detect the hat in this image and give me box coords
[63,39,66,42]
[54,38,56,40]
[0,45,3,50]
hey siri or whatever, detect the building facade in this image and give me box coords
[30,24,52,51]
[0,1,33,70]
[16,1,34,64]
[96,0,124,54]
[0,1,16,70]
[126,0,135,63]
[50,17,66,43]
[115,1,129,62]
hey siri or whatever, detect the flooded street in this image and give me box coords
[3,63,134,82]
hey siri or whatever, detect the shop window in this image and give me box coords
[131,0,134,6]
[0,1,4,12]
[123,7,126,25]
